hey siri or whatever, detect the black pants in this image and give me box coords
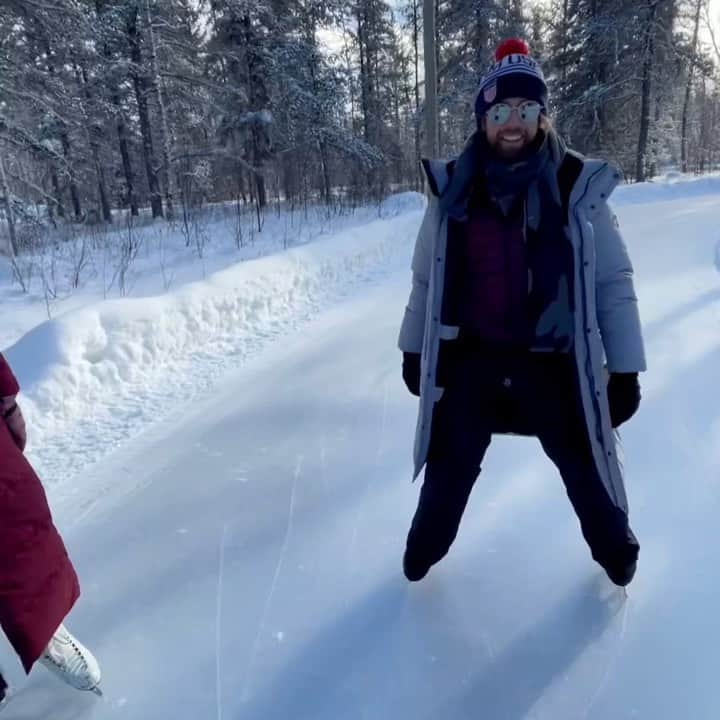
[405,346,639,576]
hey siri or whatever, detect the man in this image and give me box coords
[0,352,101,699]
[398,39,646,587]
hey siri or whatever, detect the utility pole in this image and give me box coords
[423,0,439,159]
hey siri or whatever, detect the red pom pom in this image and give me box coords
[495,38,530,61]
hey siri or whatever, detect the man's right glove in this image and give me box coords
[402,352,421,397]
[606,372,641,428]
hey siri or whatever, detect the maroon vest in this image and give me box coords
[447,196,530,344]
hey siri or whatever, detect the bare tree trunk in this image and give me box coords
[435,0,441,153]
[681,0,702,173]
[561,0,570,84]
[144,0,174,220]
[423,0,439,158]
[588,0,610,150]
[411,0,422,190]
[319,141,331,204]
[238,165,248,204]
[76,62,113,223]
[60,132,82,221]
[0,152,18,257]
[50,168,65,219]
[39,31,82,221]
[391,36,403,186]
[242,14,269,209]
[357,6,370,143]
[116,98,139,216]
[282,153,294,206]
[127,5,164,218]
[341,22,357,135]
[698,74,708,172]
[252,141,267,209]
[231,129,248,204]
[305,26,332,204]
[93,143,113,223]
[96,0,139,216]
[649,95,662,177]
[635,0,658,182]
[712,91,720,171]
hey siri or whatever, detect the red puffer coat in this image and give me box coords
[0,353,79,672]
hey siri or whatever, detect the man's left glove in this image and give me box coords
[1,397,27,452]
[402,352,421,397]
[606,372,641,428]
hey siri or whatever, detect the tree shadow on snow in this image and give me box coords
[427,576,623,720]
[0,678,100,720]
[643,286,720,340]
[232,577,412,720]
[230,571,621,720]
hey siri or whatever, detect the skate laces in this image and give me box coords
[42,626,90,681]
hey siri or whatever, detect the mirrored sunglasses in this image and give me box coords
[486,101,542,126]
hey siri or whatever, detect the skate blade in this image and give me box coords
[89,686,103,697]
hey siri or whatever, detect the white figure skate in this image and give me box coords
[39,624,102,695]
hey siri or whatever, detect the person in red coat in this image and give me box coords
[0,353,101,698]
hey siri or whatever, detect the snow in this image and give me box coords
[2,194,424,485]
[612,170,720,206]
[0,176,720,718]
[0,194,423,351]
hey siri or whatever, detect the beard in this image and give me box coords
[489,128,535,160]
[485,127,547,163]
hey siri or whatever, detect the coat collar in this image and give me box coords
[421,143,623,214]
[568,158,622,214]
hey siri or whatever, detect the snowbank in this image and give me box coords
[5,201,424,482]
[5,170,720,483]
[0,193,426,350]
[613,171,720,206]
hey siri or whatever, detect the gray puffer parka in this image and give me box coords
[398,150,647,514]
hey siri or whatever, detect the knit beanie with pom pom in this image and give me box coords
[475,39,548,122]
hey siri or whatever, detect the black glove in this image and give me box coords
[606,372,641,428]
[402,352,421,397]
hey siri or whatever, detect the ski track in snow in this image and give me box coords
[241,454,302,702]
[581,596,630,718]
[376,377,389,465]
[215,523,230,720]
[345,381,388,586]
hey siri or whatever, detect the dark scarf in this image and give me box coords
[483,131,554,199]
[441,129,575,352]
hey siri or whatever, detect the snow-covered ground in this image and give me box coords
[2,194,424,486]
[0,195,422,351]
[1,173,720,718]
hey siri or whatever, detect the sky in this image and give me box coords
[320,0,720,60]
[705,0,720,49]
